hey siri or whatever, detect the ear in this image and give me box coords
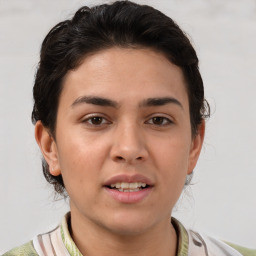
[34,121,61,176]
[187,120,205,175]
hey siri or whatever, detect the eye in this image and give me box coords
[146,116,173,126]
[82,115,111,126]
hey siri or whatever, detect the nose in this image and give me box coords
[110,122,148,164]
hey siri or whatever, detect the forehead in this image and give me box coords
[61,47,188,109]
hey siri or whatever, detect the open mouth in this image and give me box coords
[106,182,150,192]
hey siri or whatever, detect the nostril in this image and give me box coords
[114,155,144,162]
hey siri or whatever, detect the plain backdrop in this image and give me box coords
[0,0,256,253]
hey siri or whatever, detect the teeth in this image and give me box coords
[118,188,140,192]
[121,182,129,189]
[110,182,147,190]
[129,182,138,189]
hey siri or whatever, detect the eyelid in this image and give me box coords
[145,114,174,126]
[81,113,112,125]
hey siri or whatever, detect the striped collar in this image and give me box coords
[60,212,83,256]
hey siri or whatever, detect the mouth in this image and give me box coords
[103,174,153,203]
[106,182,150,192]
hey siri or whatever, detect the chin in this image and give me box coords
[107,222,150,237]
[103,210,160,236]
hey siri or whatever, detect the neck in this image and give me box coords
[69,208,177,256]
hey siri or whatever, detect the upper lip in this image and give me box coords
[103,174,154,186]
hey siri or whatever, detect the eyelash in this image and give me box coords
[146,116,173,126]
[82,115,111,126]
[81,115,173,127]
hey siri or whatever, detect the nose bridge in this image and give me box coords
[110,120,147,163]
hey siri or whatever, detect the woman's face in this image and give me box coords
[37,47,204,235]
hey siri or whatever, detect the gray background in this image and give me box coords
[0,0,255,253]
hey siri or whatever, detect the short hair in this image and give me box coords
[32,0,210,196]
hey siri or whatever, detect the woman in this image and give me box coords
[3,1,255,255]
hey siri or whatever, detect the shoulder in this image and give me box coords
[172,218,255,256]
[2,213,72,256]
[1,241,38,256]
[225,241,256,256]
[188,229,256,256]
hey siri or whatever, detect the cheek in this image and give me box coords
[56,132,110,191]
[152,136,191,186]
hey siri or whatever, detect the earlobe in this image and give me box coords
[187,120,205,174]
[34,121,61,176]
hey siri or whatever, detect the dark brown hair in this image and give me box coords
[32,0,210,196]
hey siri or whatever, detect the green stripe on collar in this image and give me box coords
[61,212,83,256]
[172,217,189,256]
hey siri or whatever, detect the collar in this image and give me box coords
[172,217,189,256]
[61,212,83,256]
[60,212,189,256]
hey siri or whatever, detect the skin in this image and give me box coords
[35,47,205,256]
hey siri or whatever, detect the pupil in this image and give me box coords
[153,117,163,124]
[92,117,102,124]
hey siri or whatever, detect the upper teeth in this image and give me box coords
[110,182,147,189]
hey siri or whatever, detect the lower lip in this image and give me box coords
[104,187,152,203]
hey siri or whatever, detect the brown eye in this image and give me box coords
[146,116,172,126]
[152,117,165,125]
[90,116,103,125]
[83,115,110,126]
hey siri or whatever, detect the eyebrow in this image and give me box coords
[71,96,183,109]
[139,97,183,109]
[71,96,119,108]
